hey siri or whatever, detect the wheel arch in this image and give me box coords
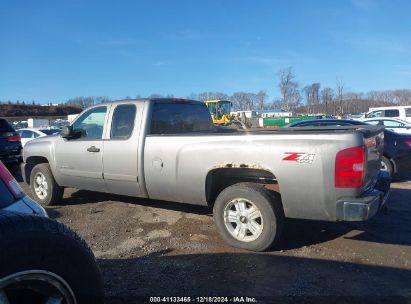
[23,156,50,185]
[383,154,397,173]
[205,167,281,207]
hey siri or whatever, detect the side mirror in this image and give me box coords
[61,126,79,139]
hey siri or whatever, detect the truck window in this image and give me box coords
[111,104,136,139]
[365,110,383,118]
[72,106,107,140]
[406,108,411,117]
[150,103,214,134]
[384,109,399,117]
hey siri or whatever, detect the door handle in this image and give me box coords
[87,146,100,152]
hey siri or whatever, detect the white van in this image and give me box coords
[361,106,411,123]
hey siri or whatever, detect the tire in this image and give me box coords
[0,212,104,304]
[213,182,284,252]
[30,163,64,206]
[381,156,393,176]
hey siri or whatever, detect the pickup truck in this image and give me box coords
[21,98,390,251]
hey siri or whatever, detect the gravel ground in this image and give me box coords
[20,181,411,303]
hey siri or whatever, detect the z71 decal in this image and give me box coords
[283,152,315,164]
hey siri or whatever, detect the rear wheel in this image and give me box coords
[30,163,63,206]
[381,156,393,176]
[0,212,104,304]
[213,183,284,252]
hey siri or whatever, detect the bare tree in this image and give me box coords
[255,90,268,110]
[303,83,320,113]
[148,94,163,98]
[320,87,334,114]
[231,92,255,111]
[190,92,229,101]
[278,67,301,111]
[336,78,344,115]
[303,85,313,113]
[66,97,98,108]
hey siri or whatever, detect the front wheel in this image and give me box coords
[30,163,64,206]
[213,183,284,252]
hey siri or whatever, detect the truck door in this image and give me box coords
[103,102,143,196]
[55,106,108,191]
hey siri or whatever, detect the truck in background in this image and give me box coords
[360,106,411,123]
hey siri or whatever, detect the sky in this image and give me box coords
[1,0,411,103]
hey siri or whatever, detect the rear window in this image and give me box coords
[0,119,14,133]
[385,109,399,117]
[150,103,214,134]
[19,130,34,138]
[0,179,15,207]
[406,108,411,117]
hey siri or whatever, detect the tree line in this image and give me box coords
[0,103,82,117]
[2,66,410,116]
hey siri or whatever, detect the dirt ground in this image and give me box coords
[20,181,411,303]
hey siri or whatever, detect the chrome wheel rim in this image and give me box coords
[34,172,48,200]
[381,160,389,172]
[0,270,76,304]
[223,198,264,242]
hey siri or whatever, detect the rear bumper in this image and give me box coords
[336,171,391,221]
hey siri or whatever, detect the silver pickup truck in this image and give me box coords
[21,98,390,251]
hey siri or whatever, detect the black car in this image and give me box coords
[0,119,22,171]
[287,119,411,179]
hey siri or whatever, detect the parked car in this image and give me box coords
[360,106,411,123]
[287,119,411,179]
[0,162,103,303]
[360,118,411,134]
[0,118,22,173]
[21,98,390,251]
[17,127,61,147]
[0,160,46,216]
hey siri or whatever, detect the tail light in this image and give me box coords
[6,134,21,142]
[0,161,24,198]
[335,146,365,188]
[1,132,21,142]
[405,140,411,148]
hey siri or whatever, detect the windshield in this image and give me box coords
[207,102,217,116]
[219,101,232,115]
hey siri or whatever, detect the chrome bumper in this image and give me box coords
[336,171,391,221]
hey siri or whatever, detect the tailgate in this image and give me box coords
[359,126,385,191]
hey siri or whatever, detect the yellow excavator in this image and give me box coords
[205,100,232,125]
[205,99,249,129]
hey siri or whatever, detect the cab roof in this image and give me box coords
[110,98,204,105]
